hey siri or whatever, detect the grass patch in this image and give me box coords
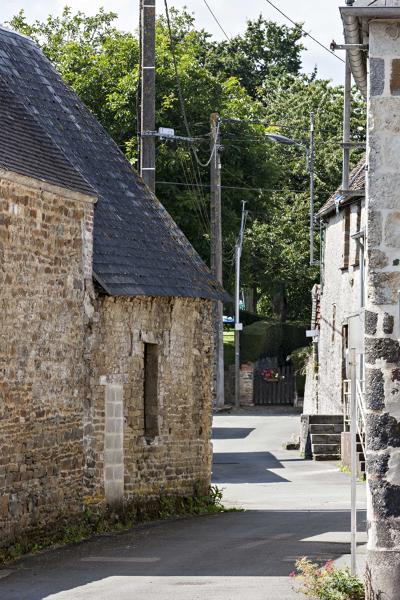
[338,462,351,475]
[0,485,233,566]
[224,330,235,366]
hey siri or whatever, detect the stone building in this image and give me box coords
[0,26,224,550]
[338,2,400,597]
[303,161,366,416]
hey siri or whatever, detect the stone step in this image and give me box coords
[310,423,344,434]
[309,415,343,425]
[312,443,341,454]
[311,433,342,444]
[313,454,341,461]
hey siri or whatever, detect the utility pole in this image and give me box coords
[210,113,224,408]
[234,201,247,409]
[140,0,156,192]
[309,112,316,266]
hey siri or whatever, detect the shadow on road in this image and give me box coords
[211,427,255,440]
[0,509,367,600]
[212,451,290,484]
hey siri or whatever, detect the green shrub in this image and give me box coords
[0,486,230,565]
[292,557,364,600]
[291,346,313,376]
[241,321,307,364]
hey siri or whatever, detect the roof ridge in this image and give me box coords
[0,24,37,45]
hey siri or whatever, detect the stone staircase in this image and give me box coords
[309,415,343,461]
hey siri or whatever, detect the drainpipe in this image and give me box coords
[341,11,368,99]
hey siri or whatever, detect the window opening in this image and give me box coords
[143,343,159,440]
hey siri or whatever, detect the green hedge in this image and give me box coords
[241,321,307,364]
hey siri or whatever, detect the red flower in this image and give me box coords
[289,571,297,578]
[325,560,334,573]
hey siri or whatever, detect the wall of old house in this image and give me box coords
[0,171,95,549]
[0,171,215,550]
[365,21,400,598]
[85,295,214,505]
[303,201,365,415]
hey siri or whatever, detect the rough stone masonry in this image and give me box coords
[0,169,214,550]
[365,19,400,598]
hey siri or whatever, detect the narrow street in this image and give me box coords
[0,408,366,600]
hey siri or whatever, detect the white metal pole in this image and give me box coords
[234,243,241,408]
[234,202,247,409]
[309,112,315,266]
[350,347,357,575]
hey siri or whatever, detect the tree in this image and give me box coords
[9,8,366,322]
[239,74,366,320]
[206,16,304,97]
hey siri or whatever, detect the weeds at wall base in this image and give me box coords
[0,485,233,566]
[292,556,364,600]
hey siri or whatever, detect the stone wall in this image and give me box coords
[0,169,215,550]
[365,21,400,597]
[86,295,214,504]
[0,171,95,548]
[304,202,365,415]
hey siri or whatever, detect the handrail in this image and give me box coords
[356,380,366,458]
[342,378,366,457]
[343,379,351,430]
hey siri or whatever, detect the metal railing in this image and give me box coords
[343,379,351,430]
[356,380,366,457]
[342,378,365,452]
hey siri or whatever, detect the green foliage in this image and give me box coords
[291,345,313,376]
[223,330,235,366]
[292,557,364,600]
[206,16,304,97]
[241,320,307,363]
[8,7,367,324]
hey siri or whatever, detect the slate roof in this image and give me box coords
[0,77,94,196]
[352,0,400,7]
[317,159,365,218]
[0,26,225,301]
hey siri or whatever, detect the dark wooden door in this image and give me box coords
[253,364,295,406]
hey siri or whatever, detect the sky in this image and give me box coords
[2,0,346,84]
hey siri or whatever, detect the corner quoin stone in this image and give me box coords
[365,310,378,336]
[365,338,400,364]
[370,58,385,96]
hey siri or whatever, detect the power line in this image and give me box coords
[156,180,314,194]
[163,0,218,168]
[264,0,345,64]
[201,0,231,41]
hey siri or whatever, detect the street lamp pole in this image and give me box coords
[266,128,316,266]
[234,201,248,409]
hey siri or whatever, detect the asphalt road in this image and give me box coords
[0,407,366,600]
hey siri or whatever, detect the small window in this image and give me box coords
[143,343,159,440]
[342,206,351,269]
[342,324,349,380]
[353,202,362,267]
[332,304,337,343]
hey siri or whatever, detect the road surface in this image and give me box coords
[0,406,366,600]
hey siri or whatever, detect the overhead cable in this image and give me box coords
[163,0,218,168]
[202,0,231,41]
[156,181,313,194]
[264,0,345,64]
